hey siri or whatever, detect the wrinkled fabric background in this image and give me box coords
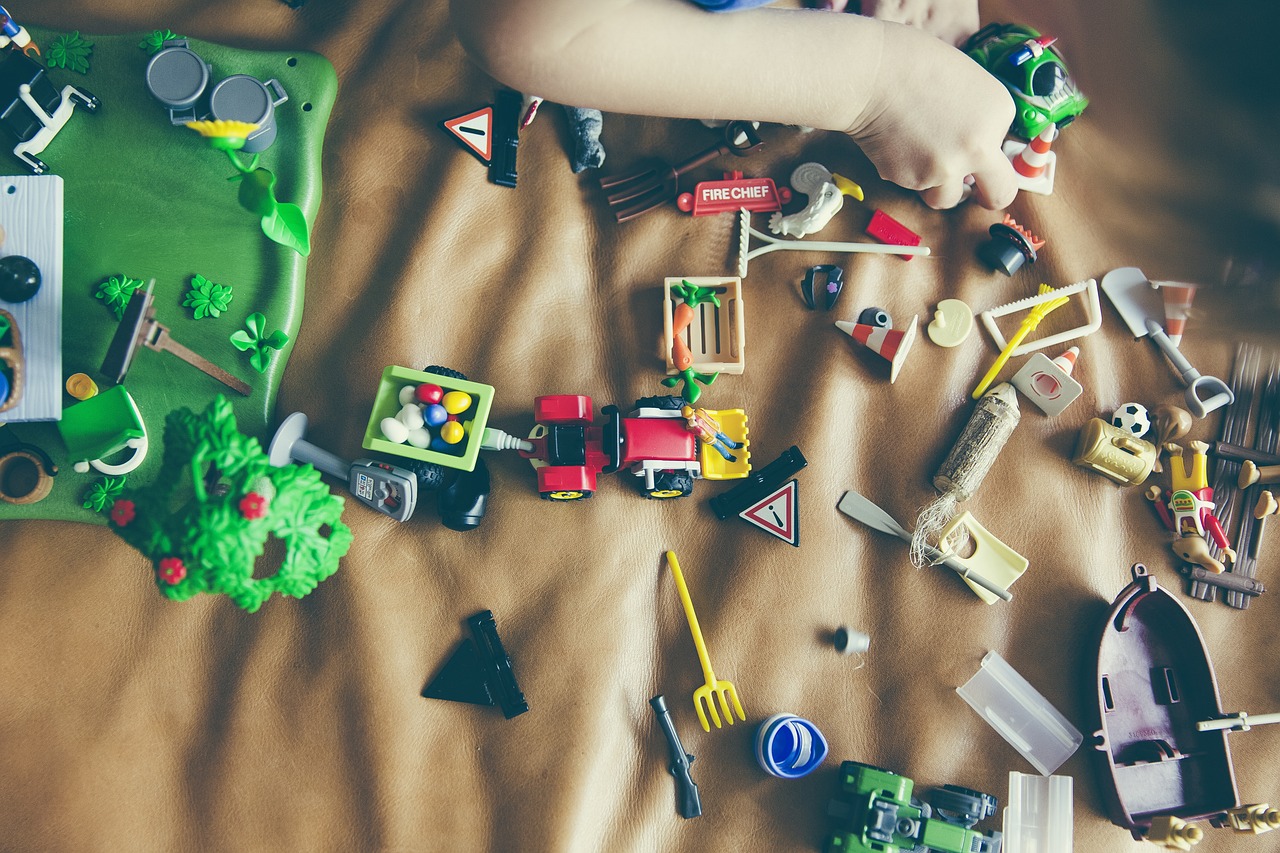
[2,0,1278,850]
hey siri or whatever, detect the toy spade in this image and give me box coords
[102,281,251,396]
[836,490,1012,601]
[1143,319,1233,418]
[600,121,763,222]
[424,610,528,719]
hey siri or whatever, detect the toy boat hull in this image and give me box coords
[1091,565,1238,836]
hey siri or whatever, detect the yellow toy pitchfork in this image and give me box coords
[665,551,745,732]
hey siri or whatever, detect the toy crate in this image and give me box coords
[663,276,745,375]
[362,366,495,472]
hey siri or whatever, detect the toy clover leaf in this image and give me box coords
[233,167,312,257]
[83,476,127,513]
[47,32,94,74]
[140,29,185,55]
[95,274,146,319]
[183,274,234,319]
[231,313,290,374]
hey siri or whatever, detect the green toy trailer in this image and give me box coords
[825,761,1002,853]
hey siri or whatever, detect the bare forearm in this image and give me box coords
[450,0,884,133]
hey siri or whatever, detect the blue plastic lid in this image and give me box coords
[755,713,828,779]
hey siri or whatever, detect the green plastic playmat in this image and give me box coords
[0,29,336,523]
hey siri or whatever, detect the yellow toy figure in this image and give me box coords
[1146,815,1204,850]
[1145,441,1236,573]
[680,405,740,463]
[1228,803,1280,834]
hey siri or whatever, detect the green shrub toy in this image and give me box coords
[105,396,352,612]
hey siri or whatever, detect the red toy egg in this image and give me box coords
[415,383,444,404]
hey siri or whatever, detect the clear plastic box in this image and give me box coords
[957,650,1083,775]
[1003,771,1073,853]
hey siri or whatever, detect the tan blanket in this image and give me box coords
[4,0,1278,850]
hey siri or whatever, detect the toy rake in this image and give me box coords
[737,209,931,277]
[665,550,745,732]
[600,121,762,222]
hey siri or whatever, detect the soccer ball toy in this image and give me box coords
[1111,403,1151,438]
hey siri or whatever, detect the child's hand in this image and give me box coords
[848,22,1017,210]
[858,0,979,47]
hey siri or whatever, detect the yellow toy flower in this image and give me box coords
[184,119,260,140]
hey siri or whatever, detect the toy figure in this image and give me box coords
[1145,814,1204,850]
[0,6,39,57]
[1145,441,1236,574]
[681,404,740,462]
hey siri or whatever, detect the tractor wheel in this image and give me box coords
[541,489,592,501]
[931,785,997,828]
[644,471,693,499]
[422,365,467,381]
[633,395,685,411]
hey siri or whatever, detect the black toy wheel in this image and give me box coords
[633,395,685,411]
[70,90,100,111]
[644,471,693,499]
[931,785,997,828]
[422,365,467,381]
[403,459,448,492]
[540,489,592,501]
[438,459,489,531]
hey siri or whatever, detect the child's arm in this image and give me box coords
[450,0,1017,209]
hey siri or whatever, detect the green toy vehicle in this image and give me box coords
[964,23,1087,140]
[825,761,1003,853]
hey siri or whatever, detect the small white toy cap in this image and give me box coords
[834,626,870,655]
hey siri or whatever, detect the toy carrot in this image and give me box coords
[664,281,721,403]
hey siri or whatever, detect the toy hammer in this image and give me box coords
[101,280,251,395]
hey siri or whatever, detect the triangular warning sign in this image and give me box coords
[423,639,495,707]
[739,479,799,547]
[441,106,493,164]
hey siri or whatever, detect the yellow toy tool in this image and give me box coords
[665,550,745,732]
[972,284,1070,399]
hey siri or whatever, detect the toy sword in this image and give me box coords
[650,695,702,819]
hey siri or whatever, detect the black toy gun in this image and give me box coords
[650,694,702,819]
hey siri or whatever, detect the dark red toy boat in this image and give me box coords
[1092,564,1239,838]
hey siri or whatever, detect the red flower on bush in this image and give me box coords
[110,499,136,527]
[239,492,269,519]
[158,557,187,585]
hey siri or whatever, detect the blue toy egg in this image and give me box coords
[429,435,452,453]
[0,370,8,403]
[424,403,448,427]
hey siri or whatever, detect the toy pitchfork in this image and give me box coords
[665,551,745,732]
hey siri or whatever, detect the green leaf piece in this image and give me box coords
[105,396,353,612]
[261,202,312,257]
[231,313,290,374]
[95,274,146,320]
[182,274,234,320]
[140,30,185,55]
[83,476,127,513]
[47,31,94,74]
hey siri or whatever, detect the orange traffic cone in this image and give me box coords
[1153,282,1197,346]
[1003,125,1057,195]
[1052,346,1079,376]
[835,315,918,384]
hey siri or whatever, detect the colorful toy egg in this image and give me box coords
[424,403,448,427]
[380,417,409,444]
[398,385,417,406]
[440,421,465,445]
[406,427,431,449]
[429,435,453,453]
[396,403,425,430]
[415,383,444,405]
[442,391,472,415]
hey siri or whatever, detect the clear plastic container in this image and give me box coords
[957,650,1083,775]
[1003,771,1073,853]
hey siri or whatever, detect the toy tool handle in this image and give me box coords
[665,551,717,684]
[150,330,252,396]
[1144,319,1198,382]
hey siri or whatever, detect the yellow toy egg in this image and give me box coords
[440,421,465,445]
[442,391,472,415]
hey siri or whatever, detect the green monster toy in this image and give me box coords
[102,396,352,612]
